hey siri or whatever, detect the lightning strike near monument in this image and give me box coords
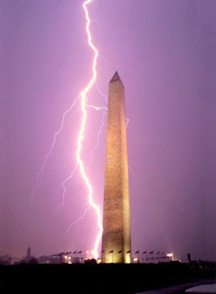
[28,0,133,262]
[74,0,103,260]
[29,0,104,260]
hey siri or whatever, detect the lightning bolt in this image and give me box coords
[66,205,90,235]
[51,106,107,217]
[30,0,103,259]
[29,94,80,216]
[126,118,130,128]
[49,164,78,218]
[129,165,140,189]
[86,104,107,111]
[74,0,103,259]
[95,82,108,103]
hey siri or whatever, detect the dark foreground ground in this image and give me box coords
[0,262,215,293]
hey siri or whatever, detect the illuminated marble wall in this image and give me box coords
[102,72,131,263]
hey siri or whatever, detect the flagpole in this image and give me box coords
[149,251,154,263]
[142,251,147,263]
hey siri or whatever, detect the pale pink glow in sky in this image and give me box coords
[1,0,216,261]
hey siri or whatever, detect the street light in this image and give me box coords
[166,253,173,261]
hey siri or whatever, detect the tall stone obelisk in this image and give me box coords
[102,71,131,263]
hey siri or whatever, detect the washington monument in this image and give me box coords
[102,71,131,263]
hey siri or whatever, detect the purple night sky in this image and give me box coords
[1,0,216,261]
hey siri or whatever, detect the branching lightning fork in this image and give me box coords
[30,0,104,259]
[29,95,80,216]
[74,0,103,259]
